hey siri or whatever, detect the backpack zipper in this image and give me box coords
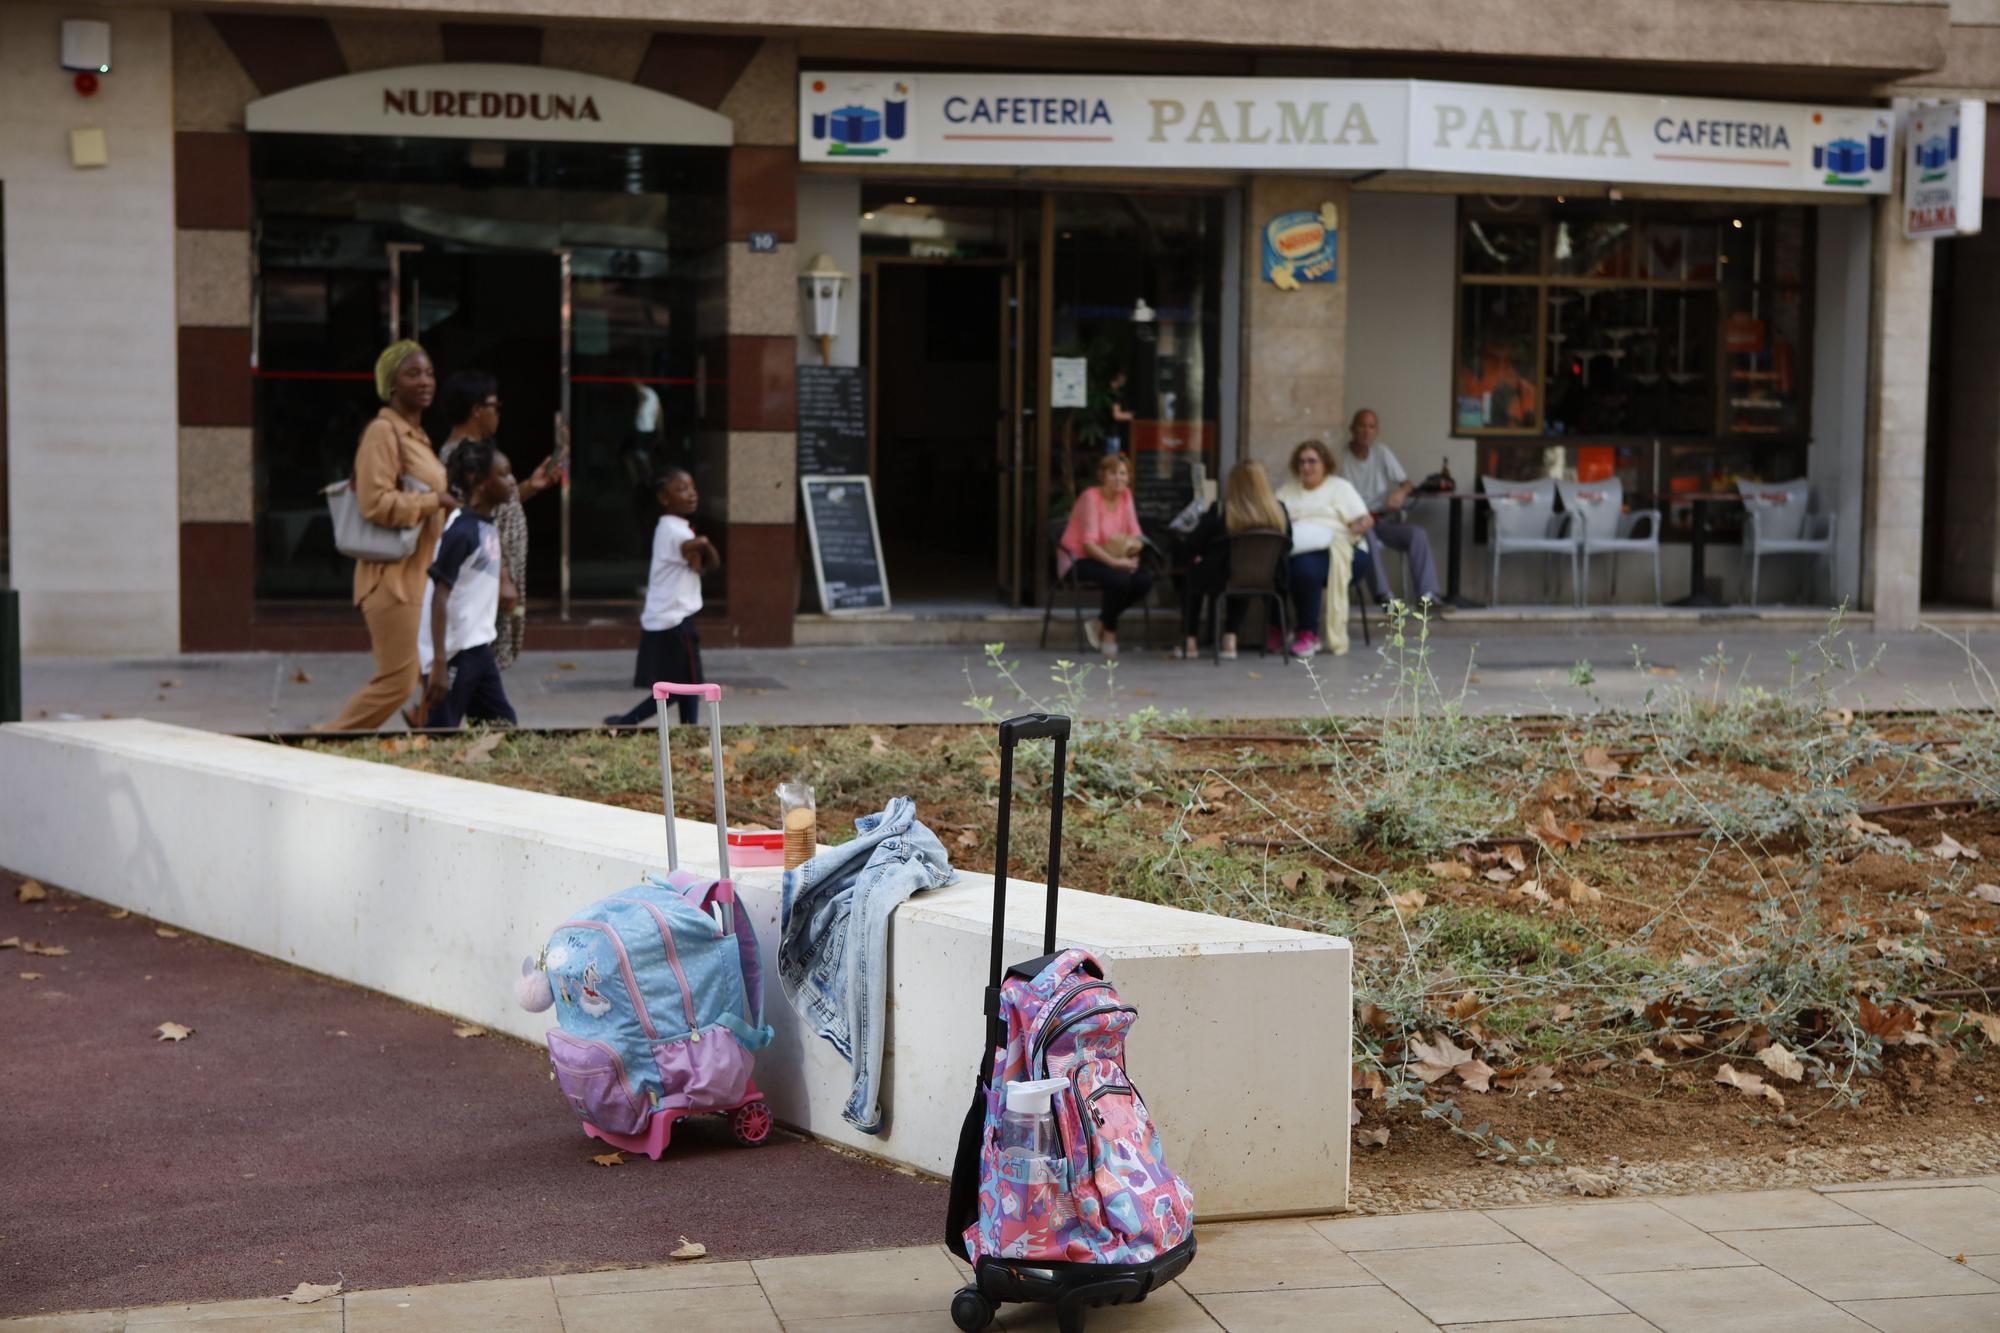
[614,896,703,1042]
[1026,979,1112,1066]
[1033,1003,1136,1078]
[557,920,659,1041]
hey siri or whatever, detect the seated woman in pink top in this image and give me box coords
[1057,453,1154,656]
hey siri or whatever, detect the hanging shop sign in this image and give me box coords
[1262,203,1339,288]
[247,64,734,146]
[799,73,1406,171]
[1904,101,1986,239]
[802,73,1894,195]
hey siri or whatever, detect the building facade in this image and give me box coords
[4,0,1998,654]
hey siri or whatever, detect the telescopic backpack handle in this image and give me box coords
[987,713,1070,1050]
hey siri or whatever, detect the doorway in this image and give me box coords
[869,263,1011,602]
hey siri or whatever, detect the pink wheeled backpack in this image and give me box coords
[944,713,1196,1333]
[515,682,776,1157]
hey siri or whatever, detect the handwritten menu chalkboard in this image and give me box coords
[802,475,891,614]
[796,365,868,477]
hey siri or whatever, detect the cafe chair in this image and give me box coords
[1349,549,1373,648]
[1556,477,1661,606]
[1482,476,1582,608]
[1736,478,1835,605]
[1211,528,1292,665]
[1039,529,1156,651]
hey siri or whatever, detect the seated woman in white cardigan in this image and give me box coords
[1275,439,1375,657]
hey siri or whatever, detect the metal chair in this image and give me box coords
[1039,530,1156,650]
[1556,477,1661,606]
[1211,528,1291,665]
[1349,552,1372,647]
[1736,479,1835,605]
[1481,476,1581,607]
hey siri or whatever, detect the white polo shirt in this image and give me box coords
[1341,443,1409,513]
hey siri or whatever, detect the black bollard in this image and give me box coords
[0,587,18,724]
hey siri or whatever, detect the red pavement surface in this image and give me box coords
[0,873,947,1319]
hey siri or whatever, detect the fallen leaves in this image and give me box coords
[868,732,892,756]
[1931,833,1980,862]
[1453,1058,1497,1093]
[1857,995,1928,1046]
[457,732,504,765]
[452,1023,486,1039]
[1958,1011,2000,1045]
[0,936,14,949]
[108,908,130,920]
[19,971,43,981]
[670,1237,707,1260]
[1564,1166,1616,1196]
[22,942,68,957]
[590,1151,625,1167]
[1355,1125,1390,1148]
[1973,884,2000,905]
[155,927,182,940]
[290,668,314,685]
[17,880,47,903]
[156,1022,194,1042]
[1408,1033,1496,1093]
[1579,745,1623,779]
[1527,808,1584,850]
[1425,861,1473,882]
[1387,888,1428,914]
[1495,1064,1562,1096]
[282,1280,341,1305]
[1755,1043,1805,1083]
[1715,1062,1784,1109]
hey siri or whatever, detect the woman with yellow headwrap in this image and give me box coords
[326,341,461,730]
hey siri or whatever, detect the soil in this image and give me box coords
[316,717,2000,1212]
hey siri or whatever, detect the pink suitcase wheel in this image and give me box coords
[731,1100,773,1147]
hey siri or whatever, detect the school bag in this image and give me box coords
[945,713,1196,1333]
[516,682,776,1156]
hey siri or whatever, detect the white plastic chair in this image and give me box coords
[1736,478,1835,605]
[1482,476,1581,607]
[1556,477,1661,606]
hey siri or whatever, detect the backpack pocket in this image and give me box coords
[976,1091,1076,1262]
[655,1030,753,1111]
[1070,1056,1190,1253]
[547,1030,650,1136]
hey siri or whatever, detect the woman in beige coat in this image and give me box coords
[326,341,459,731]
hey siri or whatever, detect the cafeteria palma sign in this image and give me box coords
[245,63,734,146]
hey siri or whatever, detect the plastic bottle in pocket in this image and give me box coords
[999,1077,1068,1169]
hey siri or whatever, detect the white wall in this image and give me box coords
[1,6,179,652]
[1811,204,1873,609]
[795,174,861,368]
[0,719,1354,1217]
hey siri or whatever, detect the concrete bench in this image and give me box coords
[0,719,1351,1216]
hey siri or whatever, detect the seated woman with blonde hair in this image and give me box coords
[1056,452,1154,656]
[1173,460,1291,660]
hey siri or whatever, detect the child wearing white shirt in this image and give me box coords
[604,469,721,728]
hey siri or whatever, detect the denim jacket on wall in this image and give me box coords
[778,796,957,1134]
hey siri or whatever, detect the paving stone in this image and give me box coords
[125,1295,339,1325]
[1176,1220,1377,1294]
[1488,1200,1757,1275]
[1967,1254,2000,1281]
[548,1261,758,1298]
[0,1318,125,1333]
[1194,1282,1436,1331]
[1835,1292,2000,1332]
[553,1282,778,1332]
[1003,1282,1222,1331]
[1439,1318,1656,1333]
[1827,1187,2000,1257]
[135,1316,340,1332]
[1313,1210,1515,1252]
[1352,1243,1627,1325]
[1594,1265,1869,1332]
[1656,1189,1871,1233]
[752,1245,965,1320]
[1715,1225,2000,1302]
[345,1276,562,1332]
[1814,1177,1999,1194]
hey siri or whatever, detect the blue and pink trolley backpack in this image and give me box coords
[515,682,776,1156]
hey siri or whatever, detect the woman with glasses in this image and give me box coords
[437,372,558,675]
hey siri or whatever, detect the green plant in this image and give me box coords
[963,643,1169,804]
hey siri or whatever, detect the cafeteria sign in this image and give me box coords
[1904,100,1986,238]
[1263,204,1339,288]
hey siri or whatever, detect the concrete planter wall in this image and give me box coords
[0,720,1351,1216]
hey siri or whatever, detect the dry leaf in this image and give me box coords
[1454,1058,1497,1093]
[1565,1166,1616,1196]
[1353,1066,1387,1099]
[1858,995,1923,1045]
[590,1151,625,1167]
[1388,888,1428,914]
[732,738,756,754]
[452,1023,486,1039]
[156,1022,194,1042]
[1563,877,1604,905]
[1514,880,1553,908]
[1844,810,1893,839]
[1715,1062,1784,1108]
[156,927,182,940]
[1972,884,2000,905]
[159,678,181,689]
[1637,1047,1668,1068]
[1483,866,1517,884]
[1932,833,1979,862]
[23,942,67,957]
[1349,1099,1362,1127]
[1356,1125,1390,1148]
[1408,1032,1475,1084]
[108,908,130,920]
[20,971,43,981]
[1960,1011,2000,1045]
[1425,861,1474,882]
[1528,807,1584,850]
[1447,991,1483,1022]
[457,732,504,765]
[670,1237,707,1260]
[0,936,16,950]
[290,668,313,685]
[17,880,47,903]
[1496,1063,1561,1096]
[1191,832,1224,851]
[282,1280,342,1305]
[1356,1003,1393,1035]
[1756,1043,1805,1082]
[1580,745,1623,779]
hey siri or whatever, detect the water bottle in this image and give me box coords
[999,1077,1067,1170]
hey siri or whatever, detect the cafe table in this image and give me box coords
[1667,491,1743,608]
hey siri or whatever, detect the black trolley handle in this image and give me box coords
[988,712,1071,996]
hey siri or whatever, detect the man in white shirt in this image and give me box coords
[1341,409,1444,609]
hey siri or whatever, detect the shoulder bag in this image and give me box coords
[323,475,432,563]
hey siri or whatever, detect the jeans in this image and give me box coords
[1366,522,1442,602]
[779,797,957,1134]
[424,643,515,728]
[1287,549,1332,636]
[1073,557,1154,632]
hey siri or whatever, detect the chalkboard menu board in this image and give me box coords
[796,365,868,477]
[802,475,891,614]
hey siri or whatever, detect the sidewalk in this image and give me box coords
[13,1177,1999,1331]
[23,622,2000,732]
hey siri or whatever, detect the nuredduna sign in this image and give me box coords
[246,63,733,146]
[800,72,1901,194]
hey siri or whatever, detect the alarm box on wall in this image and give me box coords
[62,19,111,75]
